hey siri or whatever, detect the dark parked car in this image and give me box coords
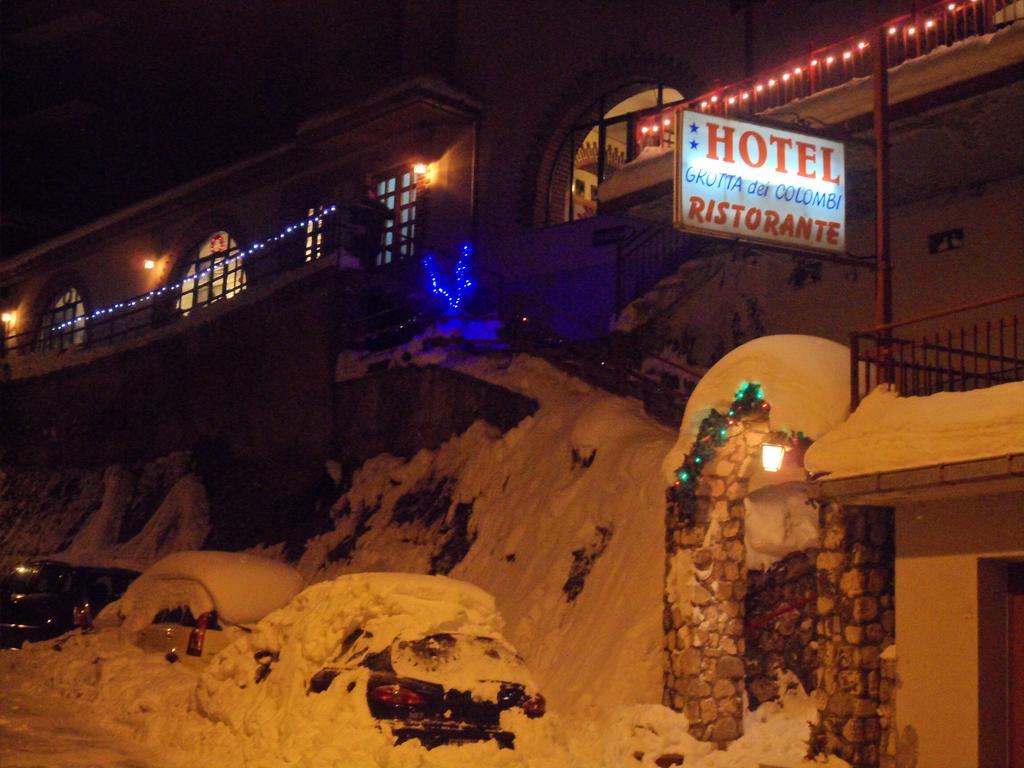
[308,629,546,749]
[0,559,140,648]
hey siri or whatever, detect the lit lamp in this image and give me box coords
[413,163,428,176]
[143,259,156,270]
[761,442,787,473]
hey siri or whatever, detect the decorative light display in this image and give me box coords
[690,0,982,117]
[422,243,475,316]
[43,206,338,334]
[667,382,771,505]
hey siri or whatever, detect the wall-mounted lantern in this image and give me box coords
[761,442,787,472]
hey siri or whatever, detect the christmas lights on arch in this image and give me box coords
[669,381,771,501]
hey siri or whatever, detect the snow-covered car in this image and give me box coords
[115,550,304,667]
[195,573,546,753]
[316,627,545,748]
[0,559,139,648]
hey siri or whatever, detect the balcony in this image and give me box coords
[850,290,1024,408]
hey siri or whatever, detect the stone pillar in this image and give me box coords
[664,413,772,743]
[811,504,895,768]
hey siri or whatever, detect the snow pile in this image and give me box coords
[306,351,676,718]
[115,474,210,564]
[194,573,569,767]
[664,335,851,480]
[744,483,820,570]
[565,675,819,767]
[117,550,304,630]
[805,381,1024,478]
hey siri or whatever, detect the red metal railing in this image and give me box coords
[850,290,1024,409]
[690,0,1021,118]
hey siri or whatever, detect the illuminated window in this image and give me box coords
[375,171,417,266]
[177,231,245,314]
[305,205,327,262]
[36,286,86,352]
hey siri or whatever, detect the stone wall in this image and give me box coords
[811,503,895,768]
[664,410,775,743]
[1,267,362,471]
[332,364,538,469]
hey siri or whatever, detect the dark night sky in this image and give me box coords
[1,1,400,256]
[1,0,900,257]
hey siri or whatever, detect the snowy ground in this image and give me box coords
[0,625,824,768]
[0,334,857,767]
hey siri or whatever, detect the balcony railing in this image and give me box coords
[1,211,356,360]
[850,290,1024,409]
[691,0,1022,119]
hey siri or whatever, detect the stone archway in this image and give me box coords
[663,382,777,742]
[663,381,896,765]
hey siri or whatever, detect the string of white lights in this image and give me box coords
[47,206,339,333]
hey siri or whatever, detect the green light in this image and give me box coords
[695,456,702,463]
[719,428,727,437]
[757,388,764,399]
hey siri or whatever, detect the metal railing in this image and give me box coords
[850,290,1024,409]
[615,221,694,318]
[692,0,1021,118]
[1,213,361,359]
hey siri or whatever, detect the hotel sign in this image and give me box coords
[675,110,846,254]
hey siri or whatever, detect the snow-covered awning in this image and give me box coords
[806,381,1024,501]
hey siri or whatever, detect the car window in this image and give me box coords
[2,564,68,595]
[391,633,529,681]
[150,607,221,630]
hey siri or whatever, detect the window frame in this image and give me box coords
[374,169,419,266]
[176,230,246,314]
[35,285,87,352]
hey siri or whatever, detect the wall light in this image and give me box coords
[144,259,156,270]
[1,311,15,325]
[761,443,787,473]
[413,163,428,176]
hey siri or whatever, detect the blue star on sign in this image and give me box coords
[689,122,698,134]
[689,139,699,150]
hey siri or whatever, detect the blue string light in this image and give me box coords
[422,243,475,316]
[45,206,339,334]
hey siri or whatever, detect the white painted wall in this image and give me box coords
[894,491,1024,768]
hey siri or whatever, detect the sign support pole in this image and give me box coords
[873,26,894,382]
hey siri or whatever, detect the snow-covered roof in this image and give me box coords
[119,550,304,628]
[767,21,1024,127]
[599,146,673,204]
[805,381,1024,479]
[601,23,1024,206]
[663,334,850,480]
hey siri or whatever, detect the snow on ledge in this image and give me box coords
[599,145,673,203]
[663,335,850,481]
[805,381,1024,479]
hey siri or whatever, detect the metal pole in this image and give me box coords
[873,26,894,382]
[615,240,624,319]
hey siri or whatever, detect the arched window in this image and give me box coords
[548,83,685,225]
[36,286,87,352]
[177,231,245,313]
